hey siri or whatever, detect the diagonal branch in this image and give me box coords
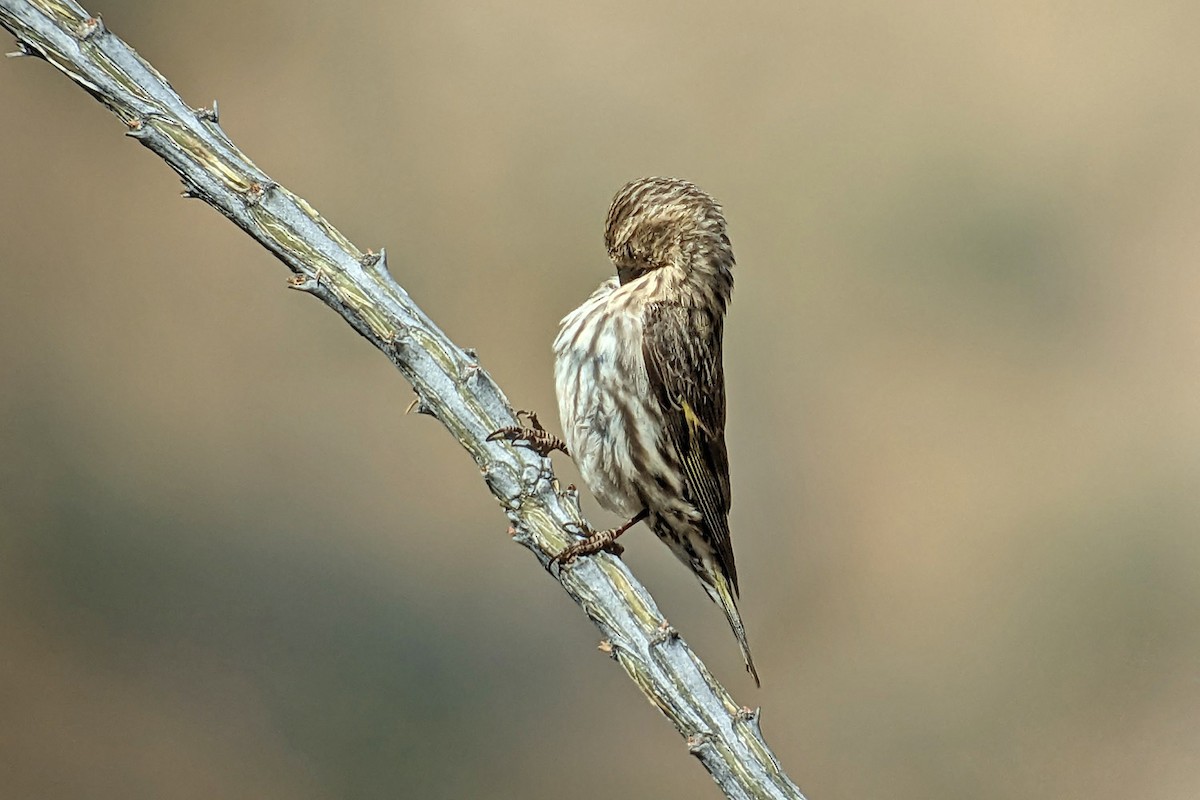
[0,2,806,797]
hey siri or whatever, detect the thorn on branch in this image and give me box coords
[74,16,105,42]
[375,248,392,276]
[405,393,435,416]
[6,41,40,59]
[179,179,203,200]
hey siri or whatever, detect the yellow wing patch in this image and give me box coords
[681,398,705,465]
[680,397,704,438]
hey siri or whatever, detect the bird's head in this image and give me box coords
[603,177,734,302]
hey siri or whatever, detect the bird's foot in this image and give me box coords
[551,526,626,566]
[487,410,569,457]
[550,508,649,567]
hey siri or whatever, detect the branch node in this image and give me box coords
[457,360,480,386]
[734,706,759,724]
[505,509,534,541]
[598,639,617,658]
[521,463,548,487]
[506,522,539,548]
[560,484,584,514]
[286,273,319,292]
[359,249,381,269]
[390,326,413,346]
[686,730,717,756]
[243,180,271,206]
[463,347,478,360]
[124,117,149,138]
[74,16,105,42]
[195,100,220,122]
[650,621,680,647]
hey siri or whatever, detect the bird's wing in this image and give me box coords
[642,302,738,593]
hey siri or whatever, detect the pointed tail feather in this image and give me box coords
[707,570,760,687]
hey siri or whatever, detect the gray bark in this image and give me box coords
[0,2,807,797]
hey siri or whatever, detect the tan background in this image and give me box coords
[2,1,1199,798]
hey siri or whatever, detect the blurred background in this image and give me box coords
[2,1,1199,798]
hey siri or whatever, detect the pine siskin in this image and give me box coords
[494,177,757,685]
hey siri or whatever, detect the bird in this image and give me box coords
[491,177,757,685]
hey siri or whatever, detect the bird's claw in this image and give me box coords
[516,409,546,431]
[487,410,569,457]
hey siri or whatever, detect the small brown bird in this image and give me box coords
[495,177,757,685]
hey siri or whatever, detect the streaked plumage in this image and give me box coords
[554,177,758,685]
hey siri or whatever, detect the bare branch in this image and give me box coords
[0,2,806,797]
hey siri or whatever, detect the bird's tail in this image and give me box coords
[704,569,760,687]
